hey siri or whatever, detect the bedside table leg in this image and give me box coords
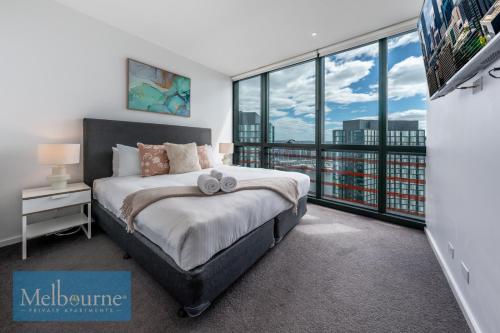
[87,202,91,239]
[22,216,27,260]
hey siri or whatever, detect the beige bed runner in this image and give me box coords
[120,177,299,233]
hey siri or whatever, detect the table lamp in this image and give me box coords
[219,143,234,165]
[38,144,80,189]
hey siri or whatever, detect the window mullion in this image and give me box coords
[315,56,324,199]
[378,38,388,214]
[232,81,239,164]
[261,74,268,168]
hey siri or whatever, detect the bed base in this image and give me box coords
[83,118,308,317]
[275,196,308,243]
[92,197,306,317]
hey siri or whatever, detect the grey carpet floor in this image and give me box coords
[0,204,469,333]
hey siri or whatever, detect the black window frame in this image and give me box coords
[233,31,426,229]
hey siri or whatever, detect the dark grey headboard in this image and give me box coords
[83,118,211,186]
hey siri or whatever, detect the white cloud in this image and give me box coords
[238,77,260,113]
[351,109,368,114]
[324,120,343,129]
[325,59,374,88]
[269,97,295,110]
[388,56,428,100]
[304,114,315,118]
[269,61,316,118]
[324,57,378,104]
[270,116,315,142]
[355,115,378,121]
[388,32,420,50]
[388,109,427,130]
[355,109,427,129]
[270,109,288,118]
[332,43,379,61]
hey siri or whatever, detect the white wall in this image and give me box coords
[0,0,232,243]
[426,59,500,333]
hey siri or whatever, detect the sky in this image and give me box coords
[239,31,429,143]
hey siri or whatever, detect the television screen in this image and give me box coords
[418,0,500,97]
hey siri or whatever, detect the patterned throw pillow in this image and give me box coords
[197,145,212,169]
[164,142,201,174]
[137,143,169,177]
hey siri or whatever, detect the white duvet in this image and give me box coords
[93,166,310,271]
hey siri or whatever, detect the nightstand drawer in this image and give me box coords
[22,190,91,215]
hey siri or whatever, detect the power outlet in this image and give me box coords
[461,262,470,284]
[448,242,455,259]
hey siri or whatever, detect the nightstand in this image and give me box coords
[21,182,91,260]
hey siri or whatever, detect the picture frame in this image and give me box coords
[127,59,191,117]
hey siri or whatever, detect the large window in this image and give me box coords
[386,153,425,217]
[237,76,261,143]
[269,61,316,144]
[321,151,378,208]
[234,30,427,226]
[387,32,427,147]
[324,42,379,145]
[236,146,261,168]
[268,148,316,195]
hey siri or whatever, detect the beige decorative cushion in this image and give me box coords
[164,142,202,174]
[137,143,169,177]
[197,145,212,169]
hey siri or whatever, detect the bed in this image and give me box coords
[83,118,308,317]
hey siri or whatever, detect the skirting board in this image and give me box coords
[0,234,21,248]
[425,228,481,333]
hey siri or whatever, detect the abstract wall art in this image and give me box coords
[127,59,191,117]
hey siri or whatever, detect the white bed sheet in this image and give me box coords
[93,166,310,271]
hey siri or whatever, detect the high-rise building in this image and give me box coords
[453,28,485,68]
[432,0,444,43]
[238,111,261,143]
[458,0,484,31]
[437,40,457,84]
[332,119,425,146]
[322,151,378,208]
[481,0,500,40]
[386,153,426,217]
[426,67,440,96]
[441,0,455,26]
[420,12,433,62]
[478,0,496,16]
[325,120,426,216]
[238,117,426,217]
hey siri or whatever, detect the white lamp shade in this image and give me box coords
[38,144,80,165]
[219,143,234,154]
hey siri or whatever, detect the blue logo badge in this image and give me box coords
[13,271,131,321]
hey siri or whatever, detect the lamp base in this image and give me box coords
[222,154,232,166]
[47,165,70,190]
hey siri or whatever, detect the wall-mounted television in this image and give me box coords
[418,0,500,99]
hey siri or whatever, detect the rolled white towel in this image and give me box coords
[210,169,223,181]
[220,175,238,193]
[197,174,220,195]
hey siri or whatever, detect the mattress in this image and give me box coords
[93,166,310,271]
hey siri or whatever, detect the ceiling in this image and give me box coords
[54,0,422,77]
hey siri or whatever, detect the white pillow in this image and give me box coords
[206,145,223,167]
[116,144,140,176]
[112,147,119,176]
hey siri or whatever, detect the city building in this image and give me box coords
[238,111,261,142]
[238,117,426,216]
[481,0,500,40]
